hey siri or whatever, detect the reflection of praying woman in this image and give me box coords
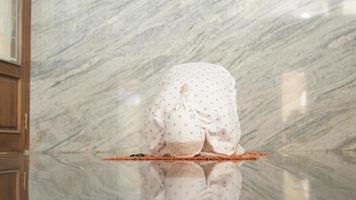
[142,161,242,200]
[145,63,244,156]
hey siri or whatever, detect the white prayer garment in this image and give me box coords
[145,63,244,156]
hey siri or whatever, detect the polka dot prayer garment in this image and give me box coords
[145,63,245,156]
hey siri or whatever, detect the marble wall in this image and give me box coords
[30,0,356,153]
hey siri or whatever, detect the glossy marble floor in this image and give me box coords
[1,152,355,200]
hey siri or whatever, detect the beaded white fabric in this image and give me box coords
[145,63,244,156]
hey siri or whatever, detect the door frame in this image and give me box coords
[0,0,31,152]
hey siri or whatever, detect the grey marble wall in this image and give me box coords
[31,0,356,153]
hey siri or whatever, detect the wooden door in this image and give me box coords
[0,155,28,200]
[0,0,31,152]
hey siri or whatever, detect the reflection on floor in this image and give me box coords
[1,152,356,200]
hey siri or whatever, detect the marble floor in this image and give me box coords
[1,151,356,200]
